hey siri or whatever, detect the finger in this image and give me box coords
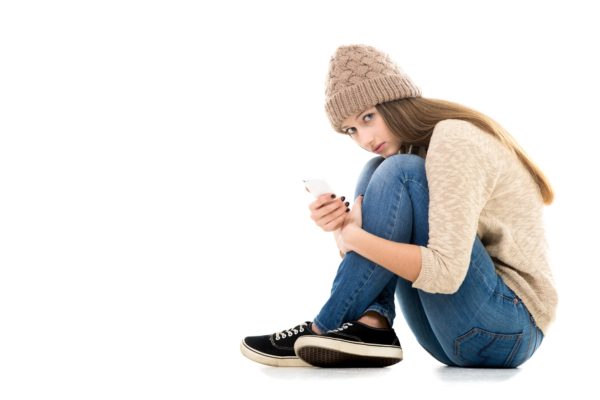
[315,200,347,222]
[323,211,348,231]
[314,193,347,211]
[321,203,349,227]
[309,193,336,212]
[327,196,350,213]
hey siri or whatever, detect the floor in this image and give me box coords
[224,314,591,399]
[3,2,598,398]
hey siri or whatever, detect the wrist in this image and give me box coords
[344,225,363,253]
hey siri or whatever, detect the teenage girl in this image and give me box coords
[241,44,557,369]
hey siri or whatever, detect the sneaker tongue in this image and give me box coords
[291,322,307,331]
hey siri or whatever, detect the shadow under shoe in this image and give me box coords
[294,321,403,368]
[240,322,316,367]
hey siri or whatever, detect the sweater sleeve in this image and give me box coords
[413,120,499,294]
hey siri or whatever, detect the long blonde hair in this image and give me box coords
[374,98,554,205]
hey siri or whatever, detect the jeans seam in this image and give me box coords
[334,166,404,329]
[472,250,496,295]
[404,178,428,196]
[384,176,403,242]
[365,175,405,327]
[329,261,378,331]
[504,333,523,367]
[528,322,538,360]
[493,292,516,303]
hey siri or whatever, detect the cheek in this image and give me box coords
[381,126,400,147]
[375,119,389,132]
[379,123,394,140]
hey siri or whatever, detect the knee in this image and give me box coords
[358,155,386,182]
[355,156,386,196]
[370,154,425,184]
[383,153,425,172]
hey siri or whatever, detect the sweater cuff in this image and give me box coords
[413,246,435,291]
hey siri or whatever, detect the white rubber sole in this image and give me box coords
[240,340,311,367]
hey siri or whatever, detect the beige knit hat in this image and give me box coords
[325,44,422,132]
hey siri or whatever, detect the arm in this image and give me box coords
[333,229,345,258]
[414,120,499,294]
[344,224,422,282]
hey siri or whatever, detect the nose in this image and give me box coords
[359,133,375,151]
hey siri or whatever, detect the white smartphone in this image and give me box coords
[302,179,334,198]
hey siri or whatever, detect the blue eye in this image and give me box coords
[344,113,373,136]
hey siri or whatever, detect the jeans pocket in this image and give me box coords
[454,327,524,368]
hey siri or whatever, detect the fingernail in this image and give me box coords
[331,194,336,198]
[346,208,350,212]
[345,201,350,207]
[340,196,346,201]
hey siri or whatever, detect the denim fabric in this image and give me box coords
[313,154,544,368]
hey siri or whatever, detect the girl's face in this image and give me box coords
[340,106,402,158]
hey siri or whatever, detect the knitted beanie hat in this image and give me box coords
[325,44,422,132]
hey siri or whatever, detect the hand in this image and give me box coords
[308,193,350,232]
[336,195,363,255]
[342,195,363,231]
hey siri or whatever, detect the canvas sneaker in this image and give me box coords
[240,321,316,367]
[294,321,403,368]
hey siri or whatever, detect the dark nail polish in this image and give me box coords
[340,196,346,201]
[346,208,350,212]
[345,201,350,207]
[331,194,336,199]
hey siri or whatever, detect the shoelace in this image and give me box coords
[328,322,353,333]
[274,322,308,340]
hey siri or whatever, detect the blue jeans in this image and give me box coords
[313,154,544,368]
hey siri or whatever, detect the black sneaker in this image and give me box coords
[294,321,403,368]
[240,322,316,367]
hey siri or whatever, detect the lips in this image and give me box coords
[374,143,385,153]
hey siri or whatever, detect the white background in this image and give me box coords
[1,0,598,398]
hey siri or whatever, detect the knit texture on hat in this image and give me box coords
[325,45,422,132]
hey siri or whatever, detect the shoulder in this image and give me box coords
[432,119,484,142]
[430,119,501,153]
[426,119,507,175]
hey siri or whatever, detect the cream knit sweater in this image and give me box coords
[412,119,557,334]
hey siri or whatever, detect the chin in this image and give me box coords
[381,148,395,158]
